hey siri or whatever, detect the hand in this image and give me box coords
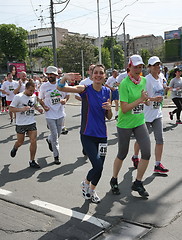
[141,90,148,102]
[154,96,163,102]
[60,99,67,105]
[102,99,112,110]
[64,73,81,84]
[43,105,50,112]
[38,108,43,114]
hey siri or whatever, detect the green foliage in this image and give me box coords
[103,36,117,51]
[140,49,150,65]
[165,39,181,62]
[31,47,53,67]
[57,35,97,74]
[113,44,124,69]
[101,47,111,69]
[0,24,28,62]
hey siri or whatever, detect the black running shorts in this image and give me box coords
[16,123,37,134]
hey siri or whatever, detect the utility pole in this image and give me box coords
[81,50,84,80]
[123,22,127,70]
[97,0,102,64]
[109,0,114,70]
[50,0,57,67]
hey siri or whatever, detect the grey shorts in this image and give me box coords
[16,123,37,134]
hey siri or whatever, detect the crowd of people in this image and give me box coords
[0,55,181,203]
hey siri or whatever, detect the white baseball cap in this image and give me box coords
[46,66,58,75]
[148,56,161,66]
[129,55,144,66]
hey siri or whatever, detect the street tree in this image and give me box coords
[113,44,124,69]
[57,35,96,74]
[31,47,53,68]
[101,47,111,69]
[0,24,28,63]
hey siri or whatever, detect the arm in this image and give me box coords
[9,105,30,113]
[38,98,50,112]
[57,74,84,93]
[13,81,21,94]
[102,99,112,120]
[121,90,148,114]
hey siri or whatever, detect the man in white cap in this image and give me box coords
[39,66,69,164]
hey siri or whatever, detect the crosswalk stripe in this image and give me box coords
[30,199,110,228]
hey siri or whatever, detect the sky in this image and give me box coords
[0,0,182,39]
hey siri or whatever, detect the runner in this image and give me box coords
[9,81,43,168]
[110,55,151,197]
[39,66,70,165]
[169,67,182,124]
[57,64,112,203]
[131,56,169,174]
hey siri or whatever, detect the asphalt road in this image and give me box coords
[0,100,182,240]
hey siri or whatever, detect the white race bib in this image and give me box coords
[51,96,61,105]
[98,143,107,157]
[132,103,144,114]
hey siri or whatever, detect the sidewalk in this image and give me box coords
[67,93,175,108]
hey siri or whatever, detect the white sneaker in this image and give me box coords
[90,190,100,203]
[80,181,91,200]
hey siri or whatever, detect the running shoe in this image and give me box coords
[46,138,53,152]
[154,163,169,173]
[61,127,68,135]
[10,147,18,158]
[90,190,100,203]
[176,120,182,124]
[80,181,91,200]
[110,177,120,195]
[169,112,173,120]
[131,156,140,169]
[131,181,149,197]
[29,160,40,168]
[54,156,61,165]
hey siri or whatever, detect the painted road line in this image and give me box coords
[30,199,110,229]
[0,188,12,196]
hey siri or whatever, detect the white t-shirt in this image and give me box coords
[144,73,164,122]
[39,81,69,119]
[1,80,18,101]
[19,80,28,93]
[10,92,37,125]
[117,72,128,83]
[105,76,118,89]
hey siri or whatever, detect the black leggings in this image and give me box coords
[81,134,107,186]
[172,98,182,120]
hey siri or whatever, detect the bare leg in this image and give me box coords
[28,130,37,160]
[136,159,149,181]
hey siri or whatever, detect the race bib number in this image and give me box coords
[9,86,14,91]
[98,143,107,157]
[51,96,61,105]
[132,104,144,114]
[176,90,182,97]
[153,101,160,109]
[25,109,34,116]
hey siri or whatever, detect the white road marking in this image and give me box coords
[0,188,12,196]
[30,199,110,228]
